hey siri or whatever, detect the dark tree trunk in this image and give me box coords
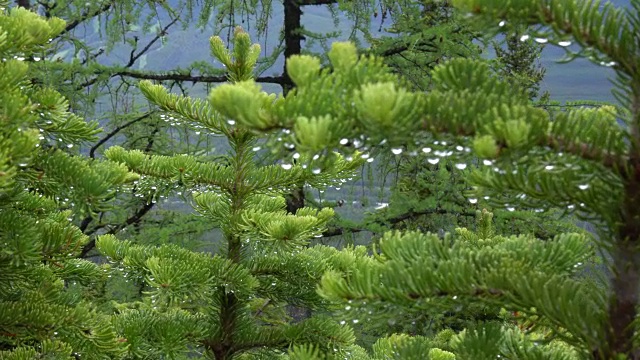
[598,92,640,359]
[282,0,303,96]
[16,0,30,9]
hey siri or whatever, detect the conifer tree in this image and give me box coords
[209,0,640,356]
[0,5,137,359]
[97,27,369,359]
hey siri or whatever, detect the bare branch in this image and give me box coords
[89,111,155,158]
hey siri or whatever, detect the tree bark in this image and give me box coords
[15,0,30,9]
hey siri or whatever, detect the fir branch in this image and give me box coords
[112,71,285,86]
[323,208,478,237]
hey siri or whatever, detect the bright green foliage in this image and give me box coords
[366,0,481,91]
[223,0,640,357]
[318,209,594,358]
[0,5,137,359]
[98,28,369,359]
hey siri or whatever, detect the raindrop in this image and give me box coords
[534,38,549,44]
[281,163,293,170]
[345,305,351,311]
[468,198,478,204]
[557,40,572,47]
[391,148,403,155]
[340,138,349,145]
[427,158,439,165]
[293,152,300,159]
[507,207,515,212]
[578,184,589,190]
[455,163,467,170]
[520,35,530,41]
[227,120,236,125]
[340,320,346,325]
[498,20,506,27]
[352,319,359,324]
[456,145,464,151]
[252,146,261,152]
[312,168,321,174]
[545,165,554,170]
[483,159,493,166]
[67,144,73,148]
[367,158,374,163]
[360,153,370,159]
[422,147,432,153]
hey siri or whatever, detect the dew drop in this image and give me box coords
[557,40,572,47]
[281,163,293,170]
[391,148,403,155]
[455,163,467,170]
[252,146,261,152]
[227,120,236,125]
[427,158,439,165]
[468,198,478,204]
[545,165,555,170]
[578,184,589,190]
[498,20,506,27]
[534,38,549,44]
[520,35,530,41]
[340,138,349,145]
[312,168,321,174]
[421,147,432,153]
